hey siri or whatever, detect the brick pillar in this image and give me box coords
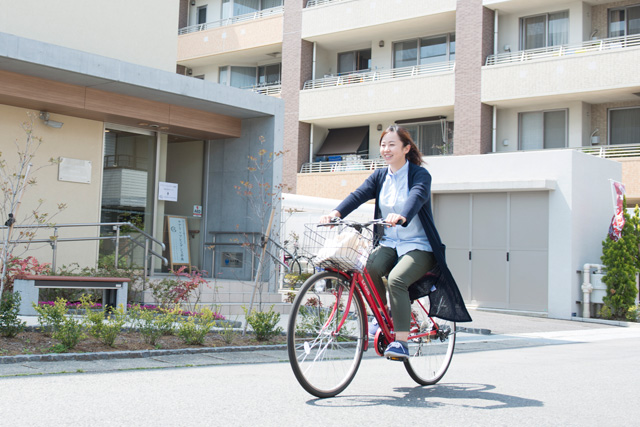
[281,0,312,193]
[454,0,495,155]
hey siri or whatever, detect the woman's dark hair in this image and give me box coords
[380,125,424,166]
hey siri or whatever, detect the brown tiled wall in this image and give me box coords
[591,101,640,146]
[178,0,189,30]
[621,159,640,203]
[282,0,312,192]
[297,171,374,201]
[453,1,494,155]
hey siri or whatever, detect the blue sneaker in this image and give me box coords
[384,341,409,360]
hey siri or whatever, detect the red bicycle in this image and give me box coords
[287,219,456,398]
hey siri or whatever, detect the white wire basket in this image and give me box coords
[303,223,374,272]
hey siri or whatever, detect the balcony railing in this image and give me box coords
[485,34,640,66]
[302,61,455,90]
[305,0,351,7]
[575,144,640,159]
[246,82,282,96]
[300,158,387,173]
[178,6,284,35]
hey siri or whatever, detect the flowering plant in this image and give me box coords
[4,256,51,292]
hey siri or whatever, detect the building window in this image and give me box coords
[220,64,281,88]
[392,34,455,68]
[258,63,281,85]
[519,110,567,150]
[197,6,207,24]
[609,4,640,37]
[221,0,282,19]
[609,107,640,145]
[402,120,453,156]
[337,49,371,74]
[520,11,568,50]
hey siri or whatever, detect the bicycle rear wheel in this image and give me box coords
[287,271,366,398]
[403,296,456,385]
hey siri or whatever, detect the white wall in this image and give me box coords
[0,0,180,72]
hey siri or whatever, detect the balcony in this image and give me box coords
[178,6,284,35]
[482,34,640,106]
[299,62,455,124]
[177,8,283,64]
[302,0,455,40]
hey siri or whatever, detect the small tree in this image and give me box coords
[0,113,65,295]
[600,199,640,319]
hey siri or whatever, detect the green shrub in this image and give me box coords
[627,305,639,322]
[601,200,640,318]
[219,317,237,345]
[153,307,181,336]
[0,291,26,337]
[128,304,163,345]
[176,307,217,345]
[243,305,283,341]
[33,298,67,335]
[79,295,127,347]
[53,315,86,349]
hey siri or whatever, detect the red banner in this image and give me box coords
[608,181,626,241]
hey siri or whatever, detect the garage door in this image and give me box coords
[433,191,549,312]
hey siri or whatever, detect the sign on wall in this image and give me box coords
[158,182,178,201]
[58,157,92,184]
[166,216,190,271]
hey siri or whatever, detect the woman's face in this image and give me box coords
[380,131,410,172]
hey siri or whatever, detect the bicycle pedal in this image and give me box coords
[386,356,406,362]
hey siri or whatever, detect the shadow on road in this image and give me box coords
[307,382,543,410]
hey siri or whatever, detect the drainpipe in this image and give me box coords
[581,263,603,318]
[492,105,497,152]
[312,42,316,80]
[309,123,314,163]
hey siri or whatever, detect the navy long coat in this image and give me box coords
[334,162,472,323]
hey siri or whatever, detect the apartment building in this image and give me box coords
[177,0,640,318]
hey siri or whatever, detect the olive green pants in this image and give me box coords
[366,246,436,332]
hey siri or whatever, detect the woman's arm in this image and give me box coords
[399,167,431,226]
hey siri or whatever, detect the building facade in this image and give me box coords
[177,0,639,318]
[0,0,284,312]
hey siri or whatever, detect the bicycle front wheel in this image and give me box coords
[287,271,366,398]
[403,296,456,385]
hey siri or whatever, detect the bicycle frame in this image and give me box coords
[322,266,442,351]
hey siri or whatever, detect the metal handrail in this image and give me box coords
[245,82,282,96]
[485,34,640,66]
[0,222,168,277]
[574,143,640,158]
[302,61,455,90]
[300,158,387,173]
[178,6,284,35]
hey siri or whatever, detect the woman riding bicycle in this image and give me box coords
[320,125,471,360]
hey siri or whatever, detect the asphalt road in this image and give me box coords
[1,311,639,426]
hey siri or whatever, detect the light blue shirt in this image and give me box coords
[379,160,432,256]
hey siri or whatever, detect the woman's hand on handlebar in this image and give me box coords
[384,213,406,227]
[319,210,341,224]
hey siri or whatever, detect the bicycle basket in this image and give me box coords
[303,223,374,272]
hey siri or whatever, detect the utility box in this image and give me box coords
[590,272,607,304]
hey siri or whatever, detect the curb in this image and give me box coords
[0,344,288,365]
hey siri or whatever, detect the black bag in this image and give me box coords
[408,264,440,301]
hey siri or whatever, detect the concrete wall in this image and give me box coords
[0,0,179,72]
[205,114,283,283]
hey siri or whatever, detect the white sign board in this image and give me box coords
[158,182,178,202]
[58,157,92,184]
[193,205,202,217]
[167,216,190,266]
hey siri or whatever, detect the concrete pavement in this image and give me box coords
[1,309,638,377]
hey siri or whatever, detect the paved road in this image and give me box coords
[1,310,639,426]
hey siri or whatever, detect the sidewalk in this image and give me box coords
[1,309,637,377]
